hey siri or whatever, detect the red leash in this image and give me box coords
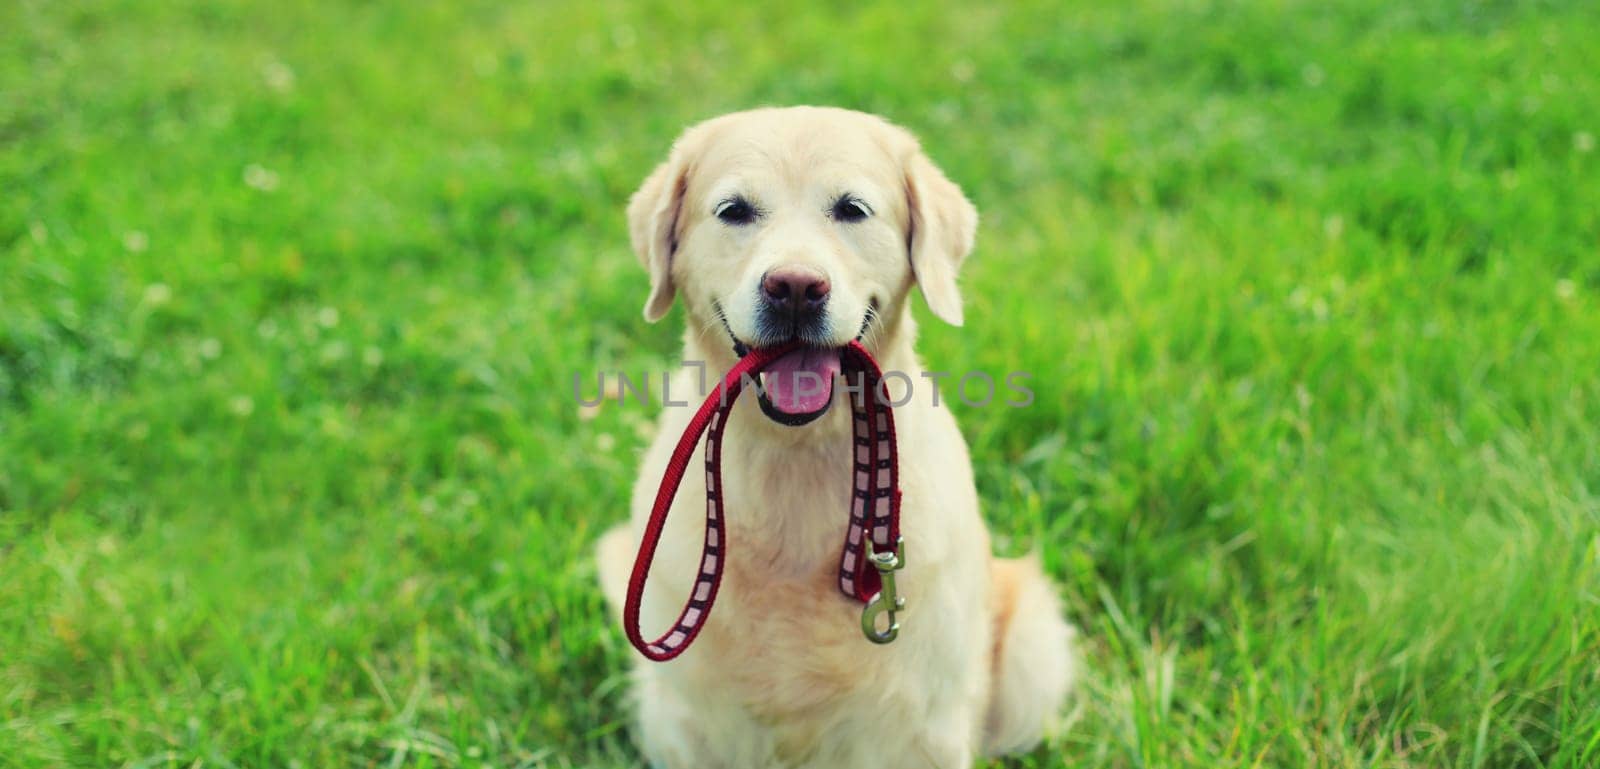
[623,340,906,661]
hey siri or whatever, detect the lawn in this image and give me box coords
[3,0,1599,766]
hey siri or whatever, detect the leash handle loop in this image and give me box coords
[621,342,795,661]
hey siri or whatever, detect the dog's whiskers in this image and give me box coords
[714,302,752,355]
[855,303,882,348]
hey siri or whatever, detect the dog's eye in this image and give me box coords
[830,196,872,223]
[714,197,757,225]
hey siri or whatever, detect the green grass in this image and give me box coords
[3,0,1599,766]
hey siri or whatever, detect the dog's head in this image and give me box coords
[628,107,976,425]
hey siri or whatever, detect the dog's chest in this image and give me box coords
[673,539,928,766]
[688,435,884,712]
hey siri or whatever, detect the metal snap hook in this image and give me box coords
[860,536,906,644]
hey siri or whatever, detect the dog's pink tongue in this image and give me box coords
[761,348,842,414]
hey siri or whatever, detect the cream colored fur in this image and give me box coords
[596,106,1079,768]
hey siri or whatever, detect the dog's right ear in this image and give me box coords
[627,153,689,323]
[904,148,978,327]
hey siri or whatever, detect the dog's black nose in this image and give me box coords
[761,266,830,317]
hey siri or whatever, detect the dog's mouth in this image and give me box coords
[755,346,842,426]
[714,300,878,427]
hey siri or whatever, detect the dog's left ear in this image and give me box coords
[904,150,978,326]
[627,153,690,322]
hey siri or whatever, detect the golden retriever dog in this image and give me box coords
[596,106,1078,768]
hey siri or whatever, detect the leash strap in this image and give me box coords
[622,340,902,661]
[837,343,903,604]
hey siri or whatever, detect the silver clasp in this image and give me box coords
[860,536,906,644]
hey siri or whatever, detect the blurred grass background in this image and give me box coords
[3,0,1599,766]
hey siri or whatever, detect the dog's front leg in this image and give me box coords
[595,525,634,616]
